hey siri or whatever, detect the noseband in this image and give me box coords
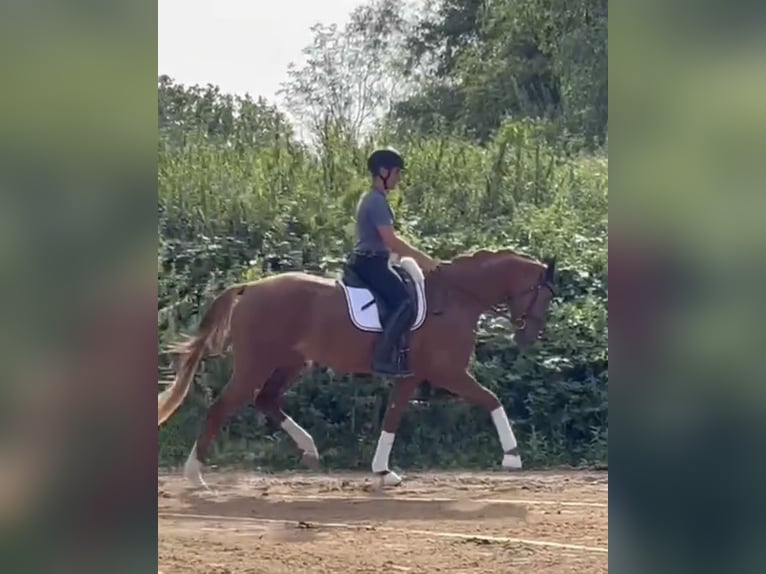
[503,275,557,331]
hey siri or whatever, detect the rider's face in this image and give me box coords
[384,167,401,190]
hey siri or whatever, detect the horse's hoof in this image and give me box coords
[502,453,523,470]
[301,452,320,470]
[376,470,402,488]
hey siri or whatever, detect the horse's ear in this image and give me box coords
[544,257,556,281]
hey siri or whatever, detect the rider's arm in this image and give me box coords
[367,192,438,272]
[378,226,437,272]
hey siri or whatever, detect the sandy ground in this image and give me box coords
[159,469,608,574]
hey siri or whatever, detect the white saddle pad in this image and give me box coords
[338,280,427,332]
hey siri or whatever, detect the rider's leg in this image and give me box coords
[372,295,413,377]
[350,255,413,377]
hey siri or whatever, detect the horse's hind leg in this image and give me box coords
[253,357,319,468]
[431,370,522,470]
[184,353,275,489]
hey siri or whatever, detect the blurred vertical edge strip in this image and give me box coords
[0,1,159,573]
[610,1,766,573]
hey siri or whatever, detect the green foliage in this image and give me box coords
[157,73,608,471]
[396,0,607,147]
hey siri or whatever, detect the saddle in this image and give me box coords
[340,258,420,372]
[341,262,418,324]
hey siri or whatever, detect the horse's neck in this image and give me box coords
[438,259,509,311]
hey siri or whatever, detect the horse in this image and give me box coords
[158,248,557,489]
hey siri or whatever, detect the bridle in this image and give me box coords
[501,274,557,331]
[433,266,557,332]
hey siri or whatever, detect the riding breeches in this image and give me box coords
[349,254,409,312]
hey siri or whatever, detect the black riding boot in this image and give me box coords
[372,301,414,379]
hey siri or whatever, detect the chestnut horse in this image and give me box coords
[158,248,557,488]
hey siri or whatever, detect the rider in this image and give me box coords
[348,147,439,378]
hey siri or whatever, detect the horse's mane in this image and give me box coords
[446,247,540,267]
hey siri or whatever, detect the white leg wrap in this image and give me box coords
[492,407,522,469]
[372,431,395,473]
[491,406,518,452]
[281,417,318,458]
[184,442,208,489]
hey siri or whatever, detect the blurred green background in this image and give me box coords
[609,2,766,573]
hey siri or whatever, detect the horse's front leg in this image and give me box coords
[371,376,419,487]
[431,369,522,470]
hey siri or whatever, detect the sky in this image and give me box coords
[158,0,370,106]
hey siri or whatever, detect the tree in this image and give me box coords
[278,0,416,145]
[392,0,606,146]
[158,75,295,148]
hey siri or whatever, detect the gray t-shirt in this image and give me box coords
[354,188,393,253]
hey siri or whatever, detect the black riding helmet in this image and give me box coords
[367,147,405,190]
[367,147,405,175]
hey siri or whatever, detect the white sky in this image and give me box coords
[158,0,369,105]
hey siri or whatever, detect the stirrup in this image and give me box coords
[373,338,412,378]
[372,340,412,378]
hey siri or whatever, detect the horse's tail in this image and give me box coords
[158,283,246,426]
